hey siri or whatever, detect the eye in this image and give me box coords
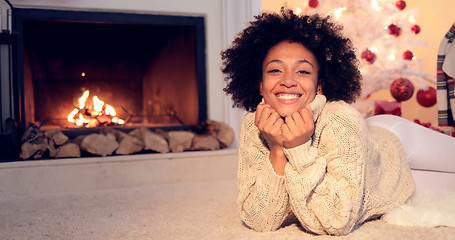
[297,70,310,74]
[267,69,281,73]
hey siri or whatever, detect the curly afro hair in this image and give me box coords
[221,8,362,112]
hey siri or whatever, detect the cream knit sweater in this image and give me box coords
[237,95,415,235]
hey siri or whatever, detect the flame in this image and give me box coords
[93,96,104,113]
[105,104,116,116]
[75,113,86,126]
[67,90,125,127]
[68,108,78,123]
[78,90,90,109]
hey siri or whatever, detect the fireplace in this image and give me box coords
[13,8,207,133]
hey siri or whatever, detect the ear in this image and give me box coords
[316,84,323,95]
[317,80,323,95]
[259,81,264,96]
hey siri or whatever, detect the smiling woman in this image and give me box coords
[260,41,320,118]
[221,8,416,235]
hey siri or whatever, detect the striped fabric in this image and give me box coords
[437,22,455,127]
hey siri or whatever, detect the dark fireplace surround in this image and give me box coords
[1,8,208,160]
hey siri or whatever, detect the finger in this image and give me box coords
[282,123,291,139]
[256,106,272,130]
[269,117,284,136]
[263,111,282,132]
[255,103,265,126]
[284,115,297,133]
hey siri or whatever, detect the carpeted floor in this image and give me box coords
[1,178,454,240]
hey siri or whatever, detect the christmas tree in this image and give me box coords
[292,0,436,107]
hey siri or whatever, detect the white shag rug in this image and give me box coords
[382,191,455,227]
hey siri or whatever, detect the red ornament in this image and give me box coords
[309,0,319,8]
[361,49,377,64]
[395,0,406,10]
[416,86,437,107]
[390,78,414,102]
[411,24,421,34]
[374,101,401,116]
[403,50,414,60]
[387,24,401,37]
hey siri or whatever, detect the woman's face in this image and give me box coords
[260,41,320,117]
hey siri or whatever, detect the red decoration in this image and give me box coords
[403,50,414,60]
[361,49,377,64]
[416,86,437,107]
[414,119,446,134]
[309,0,319,8]
[395,0,406,10]
[411,24,421,34]
[374,101,401,116]
[390,78,414,102]
[387,24,401,37]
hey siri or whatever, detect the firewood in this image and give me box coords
[99,127,129,141]
[128,127,146,141]
[78,133,119,157]
[19,142,47,159]
[129,127,169,153]
[45,129,69,146]
[195,120,219,136]
[168,131,194,152]
[55,143,81,158]
[191,134,220,150]
[154,128,169,140]
[48,139,57,158]
[21,123,44,144]
[144,131,169,153]
[216,122,235,148]
[115,135,144,155]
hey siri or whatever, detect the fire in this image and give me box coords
[67,90,125,127]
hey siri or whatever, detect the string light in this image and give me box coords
[334,7,346,19]
[370,0,381,11]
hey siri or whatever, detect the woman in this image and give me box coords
[221,9,415,235]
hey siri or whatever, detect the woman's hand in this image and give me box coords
[255,102,287,175]
[282,104,315,149]
[255,102,285,148]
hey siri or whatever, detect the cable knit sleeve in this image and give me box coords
[284,102,367,235]
[237,112,291,232]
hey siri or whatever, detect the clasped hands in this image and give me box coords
[255,102,314,150]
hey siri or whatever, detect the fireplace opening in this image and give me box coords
[15,9,207,132]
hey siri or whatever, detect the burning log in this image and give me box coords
[67,90,125,128]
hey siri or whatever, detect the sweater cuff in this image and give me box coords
[283,141,318,173]
[259,157,287,197]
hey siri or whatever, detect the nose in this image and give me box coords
[280,72,296,87]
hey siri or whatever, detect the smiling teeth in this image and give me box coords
[277,94,300,100]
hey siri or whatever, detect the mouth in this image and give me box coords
[276,93,302,101]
